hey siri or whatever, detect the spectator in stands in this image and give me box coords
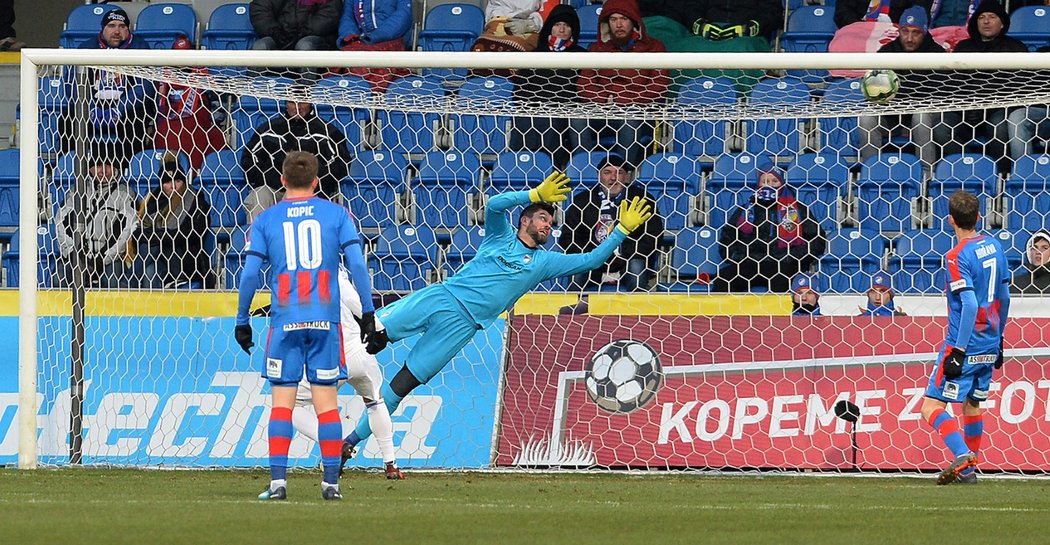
[153,36,228,170]
[713,160,827,293]
[471,0,544,54]
[833,0,929,27]
[510,4,587,170]
[69,8,154,164]
[54,150,139,289]
[249,0,342,51]
[859,270,907,316]
[136,152,214,289]
[790,273,822,316]
[858,6,946,169]
[1012,229,1050,294]
[639,0,782,41]
[560,155,664,291]
[336,0,412,93]
[574,0,669,167]
[0,0,23,51]
[241,94,352,221]
[1007,45,1050,161]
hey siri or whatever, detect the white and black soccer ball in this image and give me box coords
[584,340,663,414]
[861,69,900,104]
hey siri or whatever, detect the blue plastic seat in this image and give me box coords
[565,151,619,188]
[576,4,602,50]
[451,76,514,155]
[201,3,255,50]
[413,151,480,227]
[818,229,888,293]
[342,150,409,229]
[744,77,811,156]
[488,151,553,192]
[818,78,865,157]
[314,76,374,151]
[1010,6,1050,51]
[370,224,439,291]
[929,153,998,221]
[1004,154,1050,231]
[377,76,445,154]
[233,77,295,148]
[2,225,62,288]
[443,225,485,276]
[0,149,18,228]
[706,153,762,228]
[857,153,923,232]
[635,153,701,231]
[60,4,119,48]
[787,153,849,230]
[658,227,719,292]
[671,77,736,159]
[135,3,199,50]
[416,3,485,78]
[37,77,73,156]
[780,6,836,81]
[223,227,252,289]
[124,149,193,196]
[890,229,955,293]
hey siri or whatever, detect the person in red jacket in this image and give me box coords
[572,0,668,167]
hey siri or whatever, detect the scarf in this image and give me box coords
[548,36,574,51]
[737,188,803,249]
[616,28,641,51]
[864,300,897,317]
[864,0,891,21]
[158,84,205,120]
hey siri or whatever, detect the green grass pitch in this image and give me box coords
[3,468,1050,544]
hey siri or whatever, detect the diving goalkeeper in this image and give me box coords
[340,172,654,461]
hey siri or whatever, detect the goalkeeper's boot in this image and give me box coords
[258,485,287,501]
[385,462,405,480]
[937,452,978,485]
[338,442,356,477]
[321,484,343,501]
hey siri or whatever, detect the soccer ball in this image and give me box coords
[584,340,663,414]
[861,69,900,104]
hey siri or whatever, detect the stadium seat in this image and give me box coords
[135,3,199,50]
[60,4,119,48]
[37,76,73,156]
[451,76,514,156]
[201,3,256,50]
[49,150,80,212]
[443,225,484,277]
[413,151,481,227]
[488,150,554,192]
[890,229,955,293]
[565,151,619,187]
[576,4,602,50]
[818,78,864,157]
[233,77,295,148]
[124,149,193,196]
[416,3,485,78]
[658,227,719,292]
[929,153,998,222]
[0,149,18,229]
[744,77,810,157]
[370,224,439,291]
[857,153,923,232]
[2,225,61,288]
[199,150,248,230]
[314,76,374,150]
[1004,154,1050,232]
[223,227,251,289]
[706,152,762,228]
[780,6,836,81]
[786,153,849,230]
[818,229,888,293]
[671,77,736,160]
[343,151,409,229]
[986,229,1026,274]
[1010,6,1050,51]
[635,153,701,231]
[376,76,445,154]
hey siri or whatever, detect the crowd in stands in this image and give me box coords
[3,0,1049,298]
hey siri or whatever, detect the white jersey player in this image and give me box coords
[292,268,404,480]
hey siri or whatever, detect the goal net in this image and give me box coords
[9,49,1050,474]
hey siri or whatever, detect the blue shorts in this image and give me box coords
[263,321,346,386]
[925,347,996,403]
[378,284,481,384]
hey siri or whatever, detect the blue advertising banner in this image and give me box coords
[0,316,503,468]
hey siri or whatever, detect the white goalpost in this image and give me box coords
[13,49,1050,473]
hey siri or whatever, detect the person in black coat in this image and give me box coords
[241,98,352,221]
[559,155,665,291]
[660,0,784,41]
[249,0,342,50]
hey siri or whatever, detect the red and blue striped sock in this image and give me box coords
[318,409,342,485]
[268,406,293,481]
[927,408,970,458]
[960,414,983,474]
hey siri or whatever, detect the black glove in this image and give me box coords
[941,347,966,380]
[994,338,1005,370]
[356,311,389,355]
[234,324,254,355]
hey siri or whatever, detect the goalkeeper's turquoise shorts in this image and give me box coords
[377,284,481,384]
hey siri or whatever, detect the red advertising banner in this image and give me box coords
[495,316,1050,471]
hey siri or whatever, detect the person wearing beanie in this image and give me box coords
[956,0,1027,52]
[560,154,664,291]
[859,271,907,316]
[714,158,827,293]
[510,3,588,169]
[1011,229,1050,294]
[78,8,150,49]
[790,273,822,316]
[136,153,214,289]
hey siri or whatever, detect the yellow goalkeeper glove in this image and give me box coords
[616,196,654,235]
[528,171,571,203]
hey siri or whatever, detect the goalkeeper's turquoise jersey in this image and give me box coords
[442,191,626,326]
